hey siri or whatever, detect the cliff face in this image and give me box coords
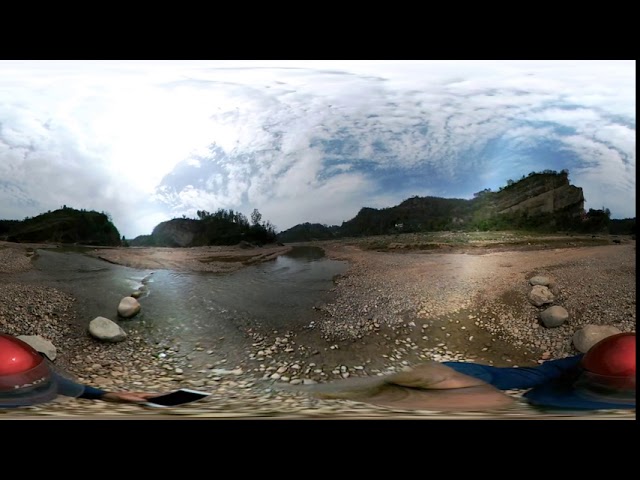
[491,173,585,217]
[279,171,588,240]
[151,219,202,247]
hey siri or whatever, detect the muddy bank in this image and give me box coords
[87,244,293,273]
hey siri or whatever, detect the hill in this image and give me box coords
[276,223,340,243]
[277,170,624,241]
[130,208,277,247]
[0,207,122,246]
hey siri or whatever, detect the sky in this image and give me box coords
[0,60,635,238]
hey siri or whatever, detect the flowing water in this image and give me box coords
[15,246,348,362]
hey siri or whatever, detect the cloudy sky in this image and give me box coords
[0,60,635,238]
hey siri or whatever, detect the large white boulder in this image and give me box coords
[528,285,555,307]
[540,306,569,328]
[529,276,551,286]
[118,296,141,318]
[89,316,127,342]
[572,325,622,353]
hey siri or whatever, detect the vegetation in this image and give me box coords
[0,206,122,246]
[0,220,21,237]
[277,169,635,241]
[608,217,636,235]
[131,208,278,247]
[3,170,634,248]
[277,222,340,243]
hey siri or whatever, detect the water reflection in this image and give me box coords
[16,246,347,351]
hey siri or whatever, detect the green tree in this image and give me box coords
[251,209,262,226]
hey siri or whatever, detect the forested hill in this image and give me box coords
[129,208,277,247]
[0,207,122,246]
[277,170,634,241]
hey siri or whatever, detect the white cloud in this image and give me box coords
[0,60,635,236]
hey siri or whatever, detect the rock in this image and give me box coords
[572,325,622,353]
[529,276,551,286]
[17,335,57,361]
[130,291,142,299]
[540,306,569,328]
[88,317,127,343]
[528,285,555,306]
[118,297,141,318]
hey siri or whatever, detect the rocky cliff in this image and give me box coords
[490,172,584,217]
[151,218,201,247]
[278,170,588,240]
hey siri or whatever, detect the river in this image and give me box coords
[14,246,348,363]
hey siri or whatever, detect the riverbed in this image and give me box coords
[1,239,635,419]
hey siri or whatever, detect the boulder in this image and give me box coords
[529,276,551,286]
[17,335,57,361]
[118,296,141,318]
[89,316,127,342]
[528,285,555,306]
[540,306,569,328]
[572,325,622,353]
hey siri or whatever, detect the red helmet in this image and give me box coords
[578,332,636,396]
[0,333,57,407]
[582,332,635,377]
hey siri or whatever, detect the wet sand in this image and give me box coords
[87,244,293,273]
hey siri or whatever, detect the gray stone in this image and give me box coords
[528,285,555,306]
[529,276,551,286]
[88,317,127,342]
[549,283,561,296]
[540,306,569,327]
[17,335,57,361]
[572,325,622,353]
[118,296,141,318]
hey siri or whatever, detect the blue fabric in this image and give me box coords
[78,385,107,400]
[0,372,106,408]
[51,371,107,399]
[522,378,635,410]
[443,355,635,410]
[443,355,584,390]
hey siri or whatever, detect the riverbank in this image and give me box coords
[0,235,635,419]
[87,244,293,273]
